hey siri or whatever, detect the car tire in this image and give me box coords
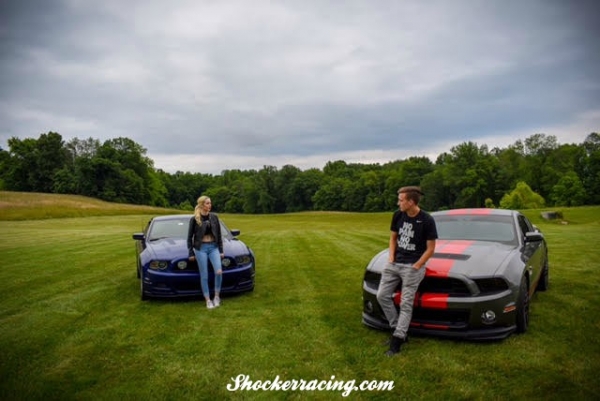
[536,259,549,292]
[516,276,529,334]
[139,267,149,301]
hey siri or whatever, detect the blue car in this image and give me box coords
[132,214,255,300]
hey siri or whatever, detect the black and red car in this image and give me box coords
[362,208,549,340]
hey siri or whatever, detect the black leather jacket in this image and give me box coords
[187,214,224,256]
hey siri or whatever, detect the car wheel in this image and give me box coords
[516,277,529,333]
[536,259,549,292]
[139,267,149,301]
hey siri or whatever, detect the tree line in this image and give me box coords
[1,131,599,213]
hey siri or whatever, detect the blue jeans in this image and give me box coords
[193,242,222,298]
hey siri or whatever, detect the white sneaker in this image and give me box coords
[213,296,221,307]
[206,300,215,309]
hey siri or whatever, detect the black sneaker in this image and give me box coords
[385,336,404,356]
[382,335,408,346]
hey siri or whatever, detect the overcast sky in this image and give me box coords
[1,0,599,174]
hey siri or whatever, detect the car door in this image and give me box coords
[517,214,545,292]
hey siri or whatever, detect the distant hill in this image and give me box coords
[0,191,185,221]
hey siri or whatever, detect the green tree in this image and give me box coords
[33,132,68,193]
[204,186,232,212]
[550,171,586,206]
[254,166,280,213]
[286,168,323,212]
[493,143,526,199]
[434,142,498,208]
[499,181,545,209]
[521,133,559,197]
[420,168,449,211]
[95,138,152,204]
[580,133,600,204]
[4,137,38,191]
[276,165,302,212]
[361,169,386,212]
[313,177,351,211]
[0,147,9,189]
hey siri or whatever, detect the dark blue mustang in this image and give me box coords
[133,214,255,300]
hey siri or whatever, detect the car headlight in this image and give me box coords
[177,261,187,270]
[222,258,231,268]
[149,261,169,270]
[474,278,509,294]
[235,255,252,265]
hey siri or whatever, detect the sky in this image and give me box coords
[1,0,599,175]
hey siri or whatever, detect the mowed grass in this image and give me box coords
[0,194,599,400]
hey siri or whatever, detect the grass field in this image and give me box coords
[0,192,599,400]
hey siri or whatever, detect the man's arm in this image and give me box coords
[388,231,398,263]
[414,239,436,269]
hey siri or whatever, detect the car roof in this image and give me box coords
[152,214,193,221]
[431,208,517,217]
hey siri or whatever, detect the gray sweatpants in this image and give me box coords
[376,262,426,339]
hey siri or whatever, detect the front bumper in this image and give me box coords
[362,311,516,341]
[142,265,255,298]
[362,281,518,341]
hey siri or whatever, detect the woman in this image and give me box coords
[187,196,224,309]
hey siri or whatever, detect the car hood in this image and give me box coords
[428,240,515,277]
[145,238,249,260]
[369,239,516,277]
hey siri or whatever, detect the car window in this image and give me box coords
[148,217,233,240]
[434,215,517,244]
[517,215,532,236]
[149,218,190,240]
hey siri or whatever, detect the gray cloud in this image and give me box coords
[1,0,599,174]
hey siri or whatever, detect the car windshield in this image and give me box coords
[148,217,232,241]
[434,215,517,244]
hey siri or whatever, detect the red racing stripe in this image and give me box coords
[439,240,474,255]
[427,240,474,277]
[393,292,449,309]
[419,323,450,330]
[409,322,450,330]
[426,259,454,277]
[393,240,473,309]
[420,293,449,309]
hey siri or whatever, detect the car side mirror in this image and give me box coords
[230,229,241,237]
[525,232,543,242]
[132,233,145,240]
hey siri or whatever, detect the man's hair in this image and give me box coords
[398,186,424,205]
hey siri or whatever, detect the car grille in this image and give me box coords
[171,257,252,273]
[364,271,471,296]
[412,308,470,328]
[419,277,470,296]
[172,260,198,273]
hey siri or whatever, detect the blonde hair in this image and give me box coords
[194,195,210,224]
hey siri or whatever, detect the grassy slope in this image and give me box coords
[0,191,599,400]
[0,191,184,220]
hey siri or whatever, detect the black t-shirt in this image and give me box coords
[390,209,438,264]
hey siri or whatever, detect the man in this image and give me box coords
[376,186,438,356]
